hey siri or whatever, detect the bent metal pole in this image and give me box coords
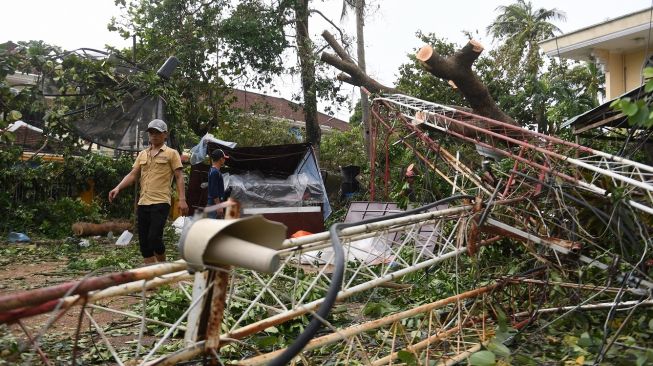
[0,261,186,318]
[238,283,500,365]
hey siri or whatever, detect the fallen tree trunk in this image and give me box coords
[415,43,516,125]
[320,30,519,128]
[72,221,133,237]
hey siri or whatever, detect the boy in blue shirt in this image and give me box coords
[207,149,228,218]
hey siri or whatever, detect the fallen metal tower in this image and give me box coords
[2,93,653,365]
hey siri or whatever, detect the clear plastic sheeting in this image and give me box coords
[190,133,237,165]
[187,142,331,221]
[221,148,331,219]
[294,149,331,218]
[224,171,323,210]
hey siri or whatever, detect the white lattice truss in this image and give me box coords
[5,202,652,365]
[6,93,653,365]
[375,94,653,215]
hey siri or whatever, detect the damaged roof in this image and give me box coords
[562,85,647,134]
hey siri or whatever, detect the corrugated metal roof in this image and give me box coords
[561,85,645,131]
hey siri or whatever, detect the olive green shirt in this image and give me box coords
[134,145,183,205]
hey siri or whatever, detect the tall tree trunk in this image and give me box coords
[295,0,320,160]
[355,0,371,160]
[536,109,548,134]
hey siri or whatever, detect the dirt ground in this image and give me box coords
[0,238,171,364]
[0,259,136,328]
[0,261,68,292]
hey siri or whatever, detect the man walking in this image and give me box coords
[109,119,188,264]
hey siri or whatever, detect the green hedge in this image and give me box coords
[0,146,135,238]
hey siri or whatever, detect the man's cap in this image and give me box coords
[211,148,229,160]
[147,119,167,132]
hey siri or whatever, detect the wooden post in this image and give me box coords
[205,200,240,352]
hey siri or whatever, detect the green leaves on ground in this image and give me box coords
[362,300,398,317]
[469,350,496,366]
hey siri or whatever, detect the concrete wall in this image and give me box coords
[607,52,625,99]
[625,49,646,92]
[604,49,647,99]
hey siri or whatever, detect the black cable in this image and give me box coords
[507,170,653,292]
[621,129,653,160]
[508,170,640,248]
[478,178,503,226]
[594,269,629,364]
[268,194,476,366]
[594,220,652,364]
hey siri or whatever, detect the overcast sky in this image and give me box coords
[2,1,652,119]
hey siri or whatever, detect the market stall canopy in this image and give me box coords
[187,142,331,234]
[208,142,314,176]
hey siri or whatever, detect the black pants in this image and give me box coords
[137,203,170,257]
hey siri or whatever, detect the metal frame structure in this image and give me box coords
[372,94,653,214]
[3,201,650,364]
[3,92,653,364]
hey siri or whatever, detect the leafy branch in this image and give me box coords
[610,67,653,127]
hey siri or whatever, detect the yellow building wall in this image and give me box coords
[625,49,646,91]
[606,49,648,99]
[606,52,625,99]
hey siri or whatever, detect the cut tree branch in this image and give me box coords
[320,30,397,94]
[416,42,516,125]
[321,30,518,128]
[322,30,354,64]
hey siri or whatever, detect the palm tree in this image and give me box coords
[487,0,566,76]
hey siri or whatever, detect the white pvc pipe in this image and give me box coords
[281,205,473,249]
[204,234,280,273]
[512,300,653,318]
